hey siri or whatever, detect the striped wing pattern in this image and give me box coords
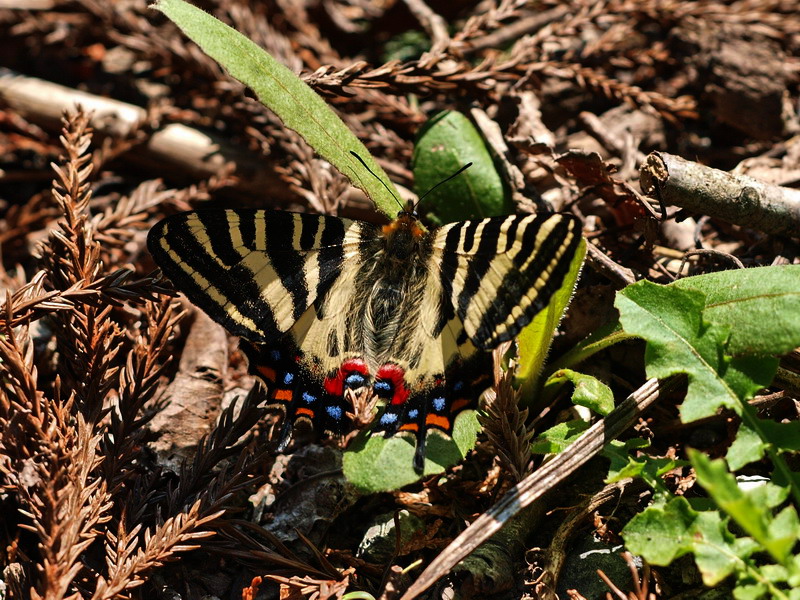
[148,209,371,342]
[148,208,582,470]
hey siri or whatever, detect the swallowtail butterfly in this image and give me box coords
[147,201,582,470]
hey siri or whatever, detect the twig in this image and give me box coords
[399,377,675,600]
[402,0,450,59]
[0,70,286,199]
[461,6,571,54]
[640,151,800,237]
[586,244,637,287]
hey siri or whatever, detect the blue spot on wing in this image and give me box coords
[302,392,317,404]
[407,409,419,419]
[374,381,392,392]
[326,405,343,420]
[345,373,366,388]
[269,350,281,362]
[283,372,294,385]
[380,412,398,425]
[432,397,446,412]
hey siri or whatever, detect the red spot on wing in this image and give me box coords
[273,389,293,402]
[376,363,410,406]
[324,358,370,396]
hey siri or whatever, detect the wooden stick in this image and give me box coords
[640,151,800,237]
[0,69,287,199]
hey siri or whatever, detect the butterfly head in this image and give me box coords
[382,200,426,259]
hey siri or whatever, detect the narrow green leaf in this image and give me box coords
[412,111,513,224]
[342,411,480,492]
[152,0,400,215]
[517,237,586,398]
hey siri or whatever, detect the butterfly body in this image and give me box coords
[148,203,582,469]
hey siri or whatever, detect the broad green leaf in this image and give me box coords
[616,281,738,421]
[529,420,588,454]
[342,411,480,492]
[541,369,614,415]
[412,111,513,224]
[622,496,697,565]
[752,419,800,452]
[152,0,400,216]
[517,237,586,398]
[670,265,800,356]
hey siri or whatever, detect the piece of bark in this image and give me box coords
[640,151,800,237]
[149,310,228,470]
[673,20,796,139]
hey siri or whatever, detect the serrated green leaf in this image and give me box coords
[727,423,768,470]
[616,281,738,421]
[542,369,614,415]
[670,265,800,356]
[152,0,399,216]
[603,438,682,496]
[342,411,480,492]
[691,510,744,586]
[732,582,769,600]
[622,496,697,564]
[530,420,588,454]
[412,111,513,224]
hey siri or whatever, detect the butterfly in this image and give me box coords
[147,201,582,470]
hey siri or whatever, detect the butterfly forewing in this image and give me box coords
[432,213,582,349]
[147,209,371,342]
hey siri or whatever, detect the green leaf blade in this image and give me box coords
[152,0,400,215]
[412,111,513,224]
[342,411,480,493]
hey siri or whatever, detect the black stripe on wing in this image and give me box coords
[433,213,582,349]
[147,209,364,343]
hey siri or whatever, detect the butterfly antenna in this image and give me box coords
[350,151,404,211]
[416,162,473,210]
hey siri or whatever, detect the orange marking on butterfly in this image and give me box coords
[399,423,419,432]
[296,407,315,418]
[273,389,293,402]
[426,414,451,429]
